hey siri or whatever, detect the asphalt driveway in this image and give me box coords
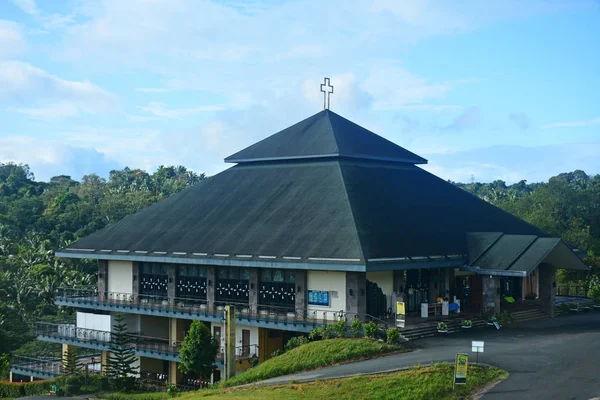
[257,313,600,399]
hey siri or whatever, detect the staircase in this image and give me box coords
[511,308,548,322]
[399,318,487,341]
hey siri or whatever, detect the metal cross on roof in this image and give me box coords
[320,77,334,110]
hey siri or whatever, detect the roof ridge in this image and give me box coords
[469,232,504,266]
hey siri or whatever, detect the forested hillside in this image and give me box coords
[0,163,205,361]
[0,163,598,370]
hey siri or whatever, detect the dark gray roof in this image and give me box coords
[61,157,546,269]
[466,233,589,275]
[225,110,427,165]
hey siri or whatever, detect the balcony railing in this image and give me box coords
[11,354,102,379]
[56,287,358,330]
[35,322,258,364]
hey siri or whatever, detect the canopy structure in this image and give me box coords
[462,232,590,276]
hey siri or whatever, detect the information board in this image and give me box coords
[454,353,468,386]
[308,290,330,306]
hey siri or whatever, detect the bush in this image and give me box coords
[23,380,53,396]
[284,336,309,352]
[386,328,400,344]
[462,319,472,327]
[308,326,323,340]
[331,319,347,338]
[588,275,600,302]
[0,381,26,398]
[363,322,378,339]
[271,349,282,358]
[65,374,84,394]
[350,318,362,337]
[437,322,448,331]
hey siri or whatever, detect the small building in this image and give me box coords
[26,109,588,386]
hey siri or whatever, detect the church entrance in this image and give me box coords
[366,280,387,318]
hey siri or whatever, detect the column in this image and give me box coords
[393,270,405,302]
[248,268,259,313]
[224,305,236,379]
[538,264,556,317]
[61,344,76,372]
[132,262,140,297]
[98,260,108,298]
[207,266,216,309]
[345,272,366,319]
[169,318,185,346]
[167,265,177,304]
[482,275,501,315]
[428,269,438,303]
[101,351,109,374]
[168,361,182,385]
[295,270,307,316]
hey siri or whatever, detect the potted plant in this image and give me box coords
[437,322,448,333]
[569,302,580,313]
[461,319,472,329]
[487,315,497,326]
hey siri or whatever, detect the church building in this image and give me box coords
[24,90,588,386]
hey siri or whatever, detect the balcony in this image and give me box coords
[35,322,258,366]
[10,354,101,380]
[56,287,346,333]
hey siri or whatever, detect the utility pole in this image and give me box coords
[223,305,236,380]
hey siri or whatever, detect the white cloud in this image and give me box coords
[136,102,225,120]
[443,107,483,132]
[0,20,26,58]
[0,61,116,118]
[10,0,38,15]
[543,117,600,128]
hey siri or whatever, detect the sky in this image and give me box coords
[0,0,599,183]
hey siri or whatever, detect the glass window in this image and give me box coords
[273,270,284,282]
[239,268,249,280]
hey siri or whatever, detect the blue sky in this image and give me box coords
[0,0,599,183]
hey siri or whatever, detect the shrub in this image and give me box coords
[284,336,309,352]
[248,356,259,368]
[166,383,178,398]
[525,292,537,300]
[23,380,53,396]
[386,328,400,344]
[331,319,347,338]
[559,302,570,314]
[363,322,378,339]
[64,384,77,396]
[0,381,26,398]
[271,349,282,358]
[65,374,84,394]
[437,322,448,331]
[461,319,472,327]
[588,275,600,303]
[350,318,362,337]
[308,326,323,340]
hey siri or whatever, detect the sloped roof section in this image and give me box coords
[465,233,589,275]
[225,110,427,165]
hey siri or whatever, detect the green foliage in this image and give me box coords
[0,353,10,380]
[386,328,400,344]
[362,322,378,339]
[178,320,218,379]
[331,319,347,338]
[436,322,448,331]
[23,380,53,396]
[587,275,600,302]
[0,381,27,398]
[61,348,83,376]
[165,383,178,398]
[496,312,515,325]
[270,349,282,358]
[461,319,472,327]
[284,335,309,352]
[107,314,139,391]
[350,318,362,337]
[221,338,404,388]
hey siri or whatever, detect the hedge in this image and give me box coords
[0,379,54,398]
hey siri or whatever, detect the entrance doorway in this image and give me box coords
[242,329,250,357]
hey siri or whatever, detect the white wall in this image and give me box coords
[367,271,393,310]
[307,270,346,320]
[108,260,133,294]
[77,312,112,331]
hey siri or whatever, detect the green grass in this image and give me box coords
[187,364,506,400]
[220,338,404,388]
[103,392,172,400]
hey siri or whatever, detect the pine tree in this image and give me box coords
[107,314,139,390]
[178,321,218,380]
[60,348,82,376]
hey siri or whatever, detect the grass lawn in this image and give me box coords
[102,364,507,400]
[220,338,404,388]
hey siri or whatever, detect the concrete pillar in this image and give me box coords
[98,260,108,298]
[295,270,307,316]
[167,265,177,304]
[224,305,236,379]
[393,270,405,302]
[345,272,366,319]
[101,350,109,374]
[248,268,259,313]
[538,264,556,317]
[132,262,140,297]
[30,376,34,382]
[168,361,182,384]
[207,266,216,309]
[9,371,13,382]
[428,269,438,303]
[482,275,501,315]
[169,318,185,346]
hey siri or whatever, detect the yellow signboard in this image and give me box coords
[396,301,405,316]
[454,353,468,385]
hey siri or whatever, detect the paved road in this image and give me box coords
[257,313,600,400]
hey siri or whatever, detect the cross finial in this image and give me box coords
[320,77,334,110]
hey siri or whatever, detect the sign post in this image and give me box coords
[453,353,468,388]
[471,341,484,364]
[396,301,405,328]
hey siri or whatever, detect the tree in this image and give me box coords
[178,321,218,379]
[61,347,82,376]
[106,314,138,390]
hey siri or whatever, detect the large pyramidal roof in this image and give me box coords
[59,110,546,271]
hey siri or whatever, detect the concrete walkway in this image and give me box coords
[255,313,600,399]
